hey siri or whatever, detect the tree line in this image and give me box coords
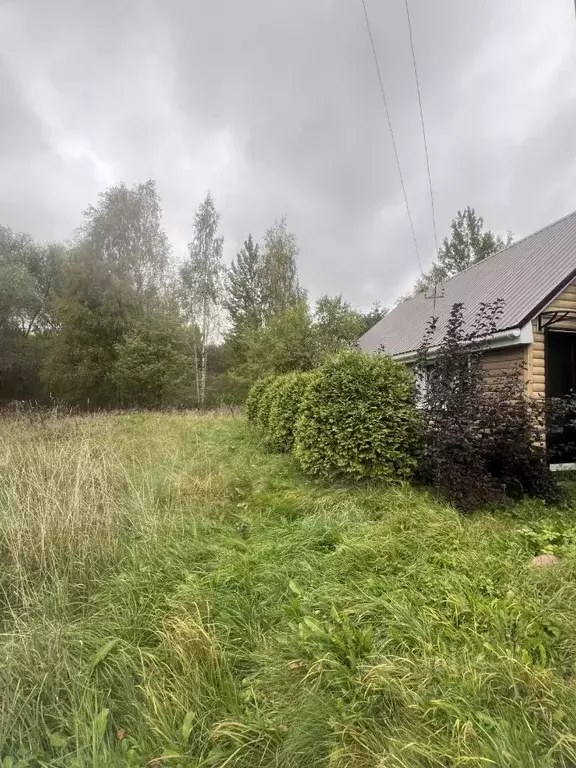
[0,181,384,409]
[0,184,508,410]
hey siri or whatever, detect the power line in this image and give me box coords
[404,0,438,253]
[359,0,422,273]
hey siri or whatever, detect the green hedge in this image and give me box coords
[266,372,315,452]
[246,375,277,424]
[255,376,282,433]
[294,351,421,481]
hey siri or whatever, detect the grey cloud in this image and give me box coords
[0,0,574,307]
[0,56,98,239]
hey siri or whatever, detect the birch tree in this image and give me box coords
[180,193,224,406]
[261,217,305,322]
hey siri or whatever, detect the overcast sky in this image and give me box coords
[1,0,575,307]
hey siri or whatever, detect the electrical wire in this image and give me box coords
[404,0,438,253]
[359,0,422,273]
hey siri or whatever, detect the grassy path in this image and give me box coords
[1,412,576,767]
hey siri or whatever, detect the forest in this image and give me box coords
[0,180,384,409]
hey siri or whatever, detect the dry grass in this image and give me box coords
[1,412,576,766]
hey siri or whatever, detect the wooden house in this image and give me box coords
[359,211,576,465]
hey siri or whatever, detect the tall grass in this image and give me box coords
[1,412,576,766]
[1,435,123,592]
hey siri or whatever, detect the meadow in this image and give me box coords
[2,411,576,767]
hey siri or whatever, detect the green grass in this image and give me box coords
[2,412,576,766]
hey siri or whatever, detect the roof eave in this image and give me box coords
[518,265,576,329]
[388,322,533,364]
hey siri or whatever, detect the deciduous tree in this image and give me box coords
[0,226,66,402]
[42,246,137,406]
[180,193,225,406]
[112,312,194,408]
[261,218,305,322]
[314,294,366,357]
[79,180,171,306]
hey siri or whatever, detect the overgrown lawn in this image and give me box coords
[1,412,576,766]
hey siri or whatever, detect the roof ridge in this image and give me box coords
[428,208,576,287]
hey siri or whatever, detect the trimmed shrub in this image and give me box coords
[294,351,421,481]
[266,372,315,452]
[255,376,282,433]
[245,375,276,424]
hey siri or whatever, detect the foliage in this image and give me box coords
[180,192,225,407]
[361,300,387,333]
[0,179,380,411]
[0,261,41,334]
[416,206,513,292]
[41,181,180,408]
[223,235,263,398]
[294,350,422,481]
[232,296,374,393]
[314,294,366,357]
[224,222,308,387]
[0,333,51,403]
[42,247,138,407]
[265,371,314,452]
[416,302,559,512]
[112,312,195,408]
[79,179,172,304]
[255,375,284,433]
[223,219,308,388]
[231,302,317,391]
[0,226,66,403]
[260,217,306,322]
[518,515,576,558]
[200,343,243,409]
[225,234,263,334]
[245,374,277,424]
[0,226,46,334]
[3,413,576,766]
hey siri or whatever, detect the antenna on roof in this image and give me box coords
[425,282,444,315]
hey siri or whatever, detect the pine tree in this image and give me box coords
[225,234,263,332]
[416,207,513,292]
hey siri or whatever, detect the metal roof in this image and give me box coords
[359,210,576,356]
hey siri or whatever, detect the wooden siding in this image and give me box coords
[404,282,576,399]
[528,282,576,398]
[481,346,525,389]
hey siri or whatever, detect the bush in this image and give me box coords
[255,376,284,433]
[294,351,421,481]
[245,375,276,423]
[416,302,559,512]
[112,314,195,409]
[266,372,314,452]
